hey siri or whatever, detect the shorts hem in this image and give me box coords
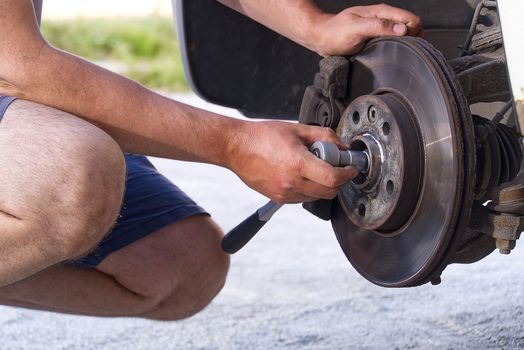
[66,206,209,268]
[0,96,17,122]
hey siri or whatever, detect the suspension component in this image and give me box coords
[474,115,523,202]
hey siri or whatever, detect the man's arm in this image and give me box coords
[0,0,357,203]
[217,0,423,56]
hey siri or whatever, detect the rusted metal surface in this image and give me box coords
[299,56,350,221]
[460,0,498,56]
[470,26,503,53]
[298,56,348,128]
[468,183,524,255]
[452,232,496,264]
[497,184,524,203]
[450,53,510,104]
[469,205,524,241]
[337,94,422,232]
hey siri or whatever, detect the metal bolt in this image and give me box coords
[368,106,378,123]
[498,184,524,203]
[496,238,516,255]
[310,141,369,172]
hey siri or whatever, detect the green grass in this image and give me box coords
[41,17,189,91]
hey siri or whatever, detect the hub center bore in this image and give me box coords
[349,134,381,189]
[337,93,424,232]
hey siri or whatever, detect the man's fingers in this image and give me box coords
[300,151,359,188]
[273,161,358,203]
[374,4,422,36]
[351,4,423,37]
[274,193,314,204]
[355,16,409,39]
[353,4,422,28]
[297,125,349,150]
[295,179,342,201]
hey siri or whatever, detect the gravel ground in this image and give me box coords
[1,94,523,350]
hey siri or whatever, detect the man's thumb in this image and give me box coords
[392,23,407,35]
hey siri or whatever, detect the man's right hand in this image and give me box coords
[225,121,358,203]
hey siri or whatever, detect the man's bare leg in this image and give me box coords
[0,99,126,286]
[0,100,229,319]
[0,215,229,320]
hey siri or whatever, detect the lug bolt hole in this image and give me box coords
[352,111,360,125]
[358,204,366,217]
[368,106,378,123]
[386,180,394,194]
[383,122,390,136]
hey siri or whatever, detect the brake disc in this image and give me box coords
[330,37,476,287]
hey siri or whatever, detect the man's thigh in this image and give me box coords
[0,98,125,228]
[0,97,126,285]
[0,96,219,267]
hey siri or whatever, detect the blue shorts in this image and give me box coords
[0,96,208,268]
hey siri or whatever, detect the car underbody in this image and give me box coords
[175,0,524,287]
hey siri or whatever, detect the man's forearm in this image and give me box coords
[7,44,242,166]
[217,0,423,56]
[0,0,362,203]
[217,0,324,53]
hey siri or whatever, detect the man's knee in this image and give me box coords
[0,99,126,259]
[142,217,230,321]
[148,257,230,321]
[54,126,126,258]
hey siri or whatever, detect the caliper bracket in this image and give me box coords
[298,56,349,220]
[298,56,349,128]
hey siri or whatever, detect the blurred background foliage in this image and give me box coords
[41,17,189,91]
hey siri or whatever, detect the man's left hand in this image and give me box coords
[309,3,423,56]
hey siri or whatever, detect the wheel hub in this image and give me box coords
[339,93,423,232]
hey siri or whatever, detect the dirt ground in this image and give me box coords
[0,94,522,350]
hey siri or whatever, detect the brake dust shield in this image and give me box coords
[331,37,475,287]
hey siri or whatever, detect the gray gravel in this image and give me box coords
[1,94,522,350]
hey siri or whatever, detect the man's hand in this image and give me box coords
[218,1,423,57]
[309,4,423,56]
[226,121,358,203]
